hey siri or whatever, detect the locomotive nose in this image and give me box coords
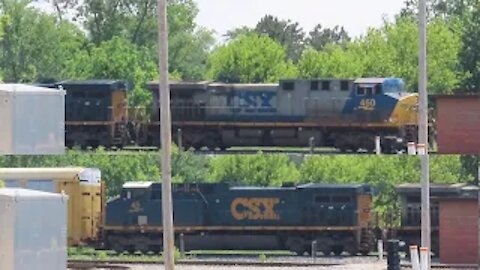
[389,94,418,125]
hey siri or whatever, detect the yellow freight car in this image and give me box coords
[0,167,105,246]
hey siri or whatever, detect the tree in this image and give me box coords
[459,2,480,91]
[63,36,157,107]
[224,26,254,40]
[297,45,365,79]
[400,0,475,20]
[0,0,86,82]
[67,0,213,80]
[307,24,350,51]
[34,0,80,21]
[207,34,297,83]
[209,153,300,186]
[255,15,306,62]
[298,17,463,93]
[460,155,479,181]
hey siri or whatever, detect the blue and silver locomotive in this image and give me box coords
[145,77,418,152]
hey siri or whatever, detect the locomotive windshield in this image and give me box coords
[383,78,405,93]
[354,78,405,95]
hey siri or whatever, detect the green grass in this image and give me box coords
[67,247,293,261]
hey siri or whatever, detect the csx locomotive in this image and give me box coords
[39,77,418,152]
[2,167,456,256]
[103,182,375,255]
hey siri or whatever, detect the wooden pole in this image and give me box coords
[157,0,175,269]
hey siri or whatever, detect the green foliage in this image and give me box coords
[254,15,306,62]
[209,153,300,186]
[208,34,298,83]
[71,0,213,80]
[171,146,210,184]
[307,24,351,51]
[459,1,480,91]
[63,36,157,107]
[258,253,267,262]
[298,17,464,93]
[460,155,479,180]
[0,180,4,188]
[0,0,86,82]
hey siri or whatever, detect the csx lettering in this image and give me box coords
[229,91,276,113]
[231,197,280,220]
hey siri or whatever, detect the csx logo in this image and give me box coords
[230,197,280,220]
[229,91,277,113]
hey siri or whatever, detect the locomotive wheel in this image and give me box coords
[149,245,162,254]
[321,247,331,256]
[123,245,136,254]
[286,237,306,256]
[346,245,358,256]
[292,244,306,256]
[332,246,344,256]
[111,243,125,255]
[108,235,127,254]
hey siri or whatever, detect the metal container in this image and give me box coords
[0,84,65,155]
[0,167,104,246]
[0,188,68,270]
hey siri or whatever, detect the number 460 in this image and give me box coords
[359,99,376,111]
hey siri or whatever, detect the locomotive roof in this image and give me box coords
[209,82,278,88]
[123,182,154,188]
[147,81,211,91]
[56,80,129,91]
[230,183,371,192]
[354,78,403,84]
[121,181,371,192]
[297,183,370,189]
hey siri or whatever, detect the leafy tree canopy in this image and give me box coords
[208,34,298,83]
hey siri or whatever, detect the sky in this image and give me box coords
[194,0,407,39]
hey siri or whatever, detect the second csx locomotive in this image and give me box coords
[40,77,418,152]
[103,182,375,256]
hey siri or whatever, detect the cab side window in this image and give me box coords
[357,87,366,96]
[374,84,382,95]
[314,195,330,204]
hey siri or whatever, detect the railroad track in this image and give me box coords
[69,259,477,269]
[68,259,341,269]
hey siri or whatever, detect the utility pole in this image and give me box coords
[418,0,431,267]
[157,0,175,269]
